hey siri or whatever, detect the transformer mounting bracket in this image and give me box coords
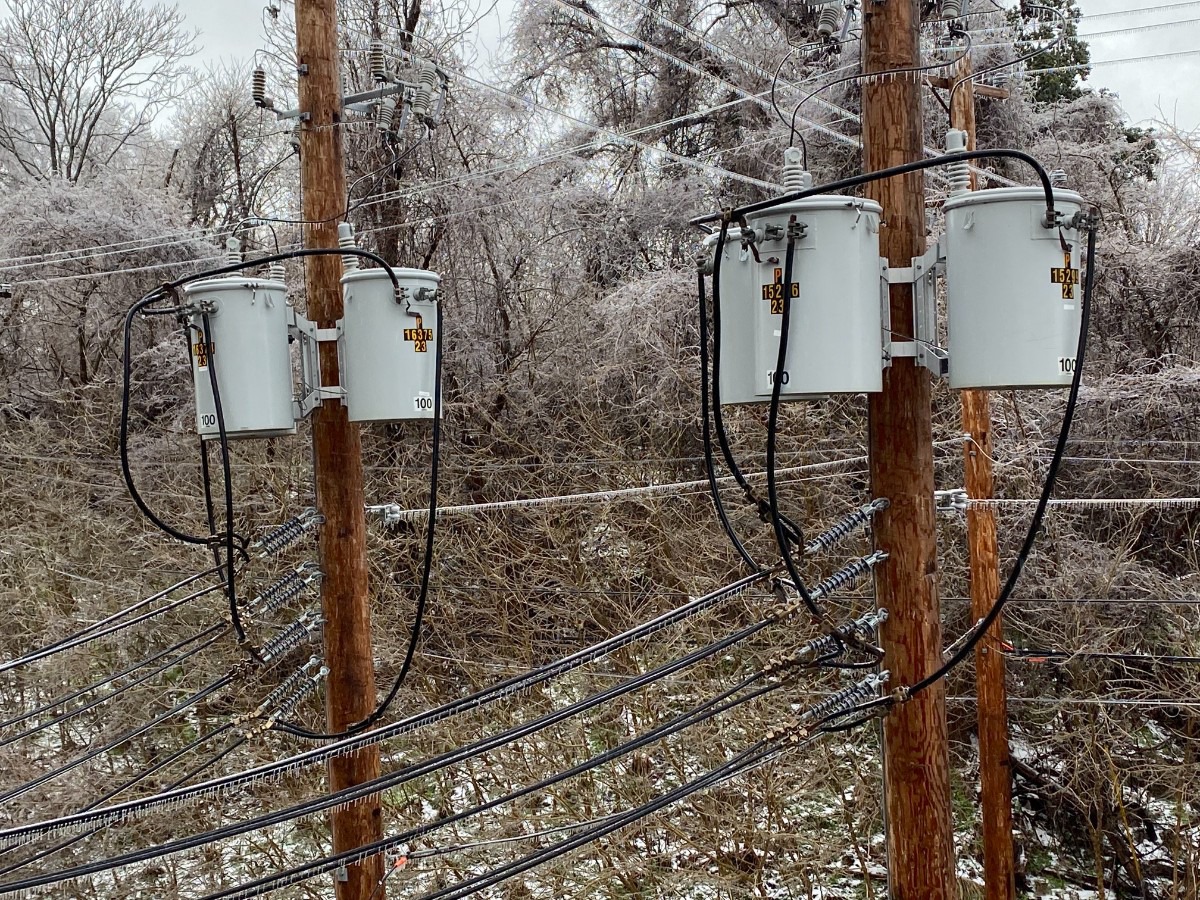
[880,239,948,377]
[289,309,346,418]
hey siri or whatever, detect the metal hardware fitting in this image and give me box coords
[881,239,948,377]
[935,489,968,514]
[289,309,346,417]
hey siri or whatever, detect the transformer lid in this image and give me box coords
[183,276,285,294]
[943,186,1084,212]
[341,266,441,287]
[746,194,883,220]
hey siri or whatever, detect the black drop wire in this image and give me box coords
[0,673,234,805]
[2,566,222,667]
[120,246,401,557]
[120,295,223,547]
[0,626,227,747]
[0,582,225,675]
[690,149,1058,227]
[906,219,1096,699]
[766,225,821,620]
[180,672,785,900]
[1,617,775,890]
[697,248,758,570]
[708,225,805,548]
[0,573,767,846]
[0,624,223,731]
[273,300,443,740]
[198,311,245,645]
[0,721,238,876]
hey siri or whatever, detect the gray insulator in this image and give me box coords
[817,3,843,38]
[339,222,358,271]
[804,498,888,556]
[941,0,966,18]
[377,97,397,132]
[255,508,321,558]
[369,40,386,82]
[801,672,889,723]
[808,551,888,601]
[1050,168,1068,187]
[781,147,812,192]
[252,68,268,106]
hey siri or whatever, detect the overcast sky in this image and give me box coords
[183,0,1200,131]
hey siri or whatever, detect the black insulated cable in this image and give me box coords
[120,294,225,547]
[0,625,228,747]
[0,623,225,731]
[0,573,769,846]
[689,148,1058,228]
[0,581,226,675]
[708,224,806,548]
[198,310,245,644]
[0,617,778,889]
[697,246,758,570]
[766,224,821,620]
[273,299,443,740]
[2,565,223,665]
[0,673,234,806]
[905,219,1095,700]
[161,672,795,900]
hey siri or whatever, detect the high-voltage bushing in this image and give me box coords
[185,244,296,440]
[942,131,1084,389]
[338,226,441,422]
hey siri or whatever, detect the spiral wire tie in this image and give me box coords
[253,508,323,558]
[247,562,323,618]
[259,610,323,664]
[804,498,889,556]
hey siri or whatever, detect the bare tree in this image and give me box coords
[0,0,196,183]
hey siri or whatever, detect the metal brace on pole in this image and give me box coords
[289,309,346,418]
[881,238,948,376]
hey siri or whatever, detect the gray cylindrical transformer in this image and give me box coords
[943,187,1084,389]
[340,267,441,422]
[738,196,885,399]
[186,276,296,440]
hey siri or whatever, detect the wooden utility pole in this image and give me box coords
[952,57,1017,900]
[295,2,386,897]
[862,1,957,897]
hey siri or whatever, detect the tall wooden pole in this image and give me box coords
[952,57,1017,900]
[294,2,386,897]
[862,1,957,897]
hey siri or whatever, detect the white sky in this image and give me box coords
[182,0,1200,130]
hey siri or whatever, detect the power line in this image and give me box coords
[1081,1,1200,19]
[0,580,227,675]
[0,625,227,747]
[968,496,1200,510]
[0,573,770,845]
[0,617,788,889]
[1005,648,1200,665]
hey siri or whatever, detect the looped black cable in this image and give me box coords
[272,299,444,740]
[697,234,758,571]
[765,219,822,622]
[706,224,807,556]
